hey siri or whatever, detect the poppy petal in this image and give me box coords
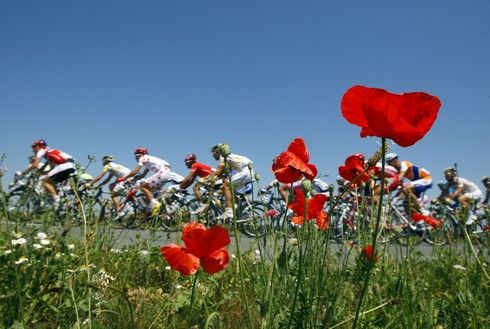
[161,244,200,276]
[307,194,328,218]
[305,164,318,180]
[201,248,230,274]
[287,138,309,164]
[341,85,441,147]
[315,211,329,230]
[183,222,230,258]
[288,188,306,215]
[291,215,305,225]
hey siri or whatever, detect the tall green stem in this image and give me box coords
[351,138,387,328]
[224,158,253,329]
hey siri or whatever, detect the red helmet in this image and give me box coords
[31,139,47,149]
[184,153,196,163]
[134,147,148,155]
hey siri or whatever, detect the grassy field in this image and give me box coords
[1,211,489,329]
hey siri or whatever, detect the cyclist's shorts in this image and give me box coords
[406,178,432,198]
[462,190,482,201]
[50,168,76,184]
[47,162,76,183]
[231,169,253,189]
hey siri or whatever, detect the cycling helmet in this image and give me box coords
[134,148,148,155]
[102,155,114,163]
[31,139,47,149]
[444,167,456,174]
[184,153,196,162]
[211,144,223,152]
[385,153,398,162]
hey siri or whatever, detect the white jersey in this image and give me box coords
[221,153,252,172]
[456,177,481,195]
[103,162,130,178]
[138,155,170,173]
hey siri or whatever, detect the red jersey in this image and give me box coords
[191,162,214,177]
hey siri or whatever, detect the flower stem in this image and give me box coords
[189,270,200,316]
[224,159,253,329]
[286,193,309,329]
[351,138,387,328]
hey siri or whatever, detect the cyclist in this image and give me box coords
[443,168,482,224]
[482,176,490,205]
[21,139,76,206]
[179,153,215,213]
[204,144,253,220]
[443,168,482,207]
[367,162,400,194]
[86,155,131,210]
[117,148,184,217]
[385,153,432,215]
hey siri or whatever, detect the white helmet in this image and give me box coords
[385,153,398,162]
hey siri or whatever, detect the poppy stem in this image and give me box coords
[286,192,309,329]
[189,270,200,317]
[224,159,254,329]
[351,138,387,328]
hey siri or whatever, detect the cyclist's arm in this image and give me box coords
[179,170,197,189]
[96,174,113,188]
[123,165,143,180]
[22,157,41,176]
[89,170,106,186]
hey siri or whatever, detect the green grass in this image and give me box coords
[0,212,489,329]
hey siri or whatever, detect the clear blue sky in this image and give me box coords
[1,1,489,197]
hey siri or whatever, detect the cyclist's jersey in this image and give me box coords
[191,162,214,177]
[368,164,399,191]
[138,155,170,173]
[455,177,481,195]
[399,160,431,181]
[36,147,73,165]
[103,162,130,178]
[220,153,252,172]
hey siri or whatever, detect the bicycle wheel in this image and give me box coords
[424,218,456,246]
[386,209,425,246]
[238,203,267,238]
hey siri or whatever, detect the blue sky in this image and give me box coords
[1,1,489,197]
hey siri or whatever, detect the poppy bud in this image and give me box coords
[301,179,312,194]
[254,173,261,181]
[247,162,253,170]
[219,144,231,157]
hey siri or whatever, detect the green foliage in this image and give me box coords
[0,211,489,328]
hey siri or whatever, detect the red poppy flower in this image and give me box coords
[265,208,280,218]
[361,244,379,262]
[411,213,442,229]
[338,154,370,187]
[272,138,318,184]
[288,188,329,230]
[341,85,441,147]
[161,222,231,276]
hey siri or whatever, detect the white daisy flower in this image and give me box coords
[36,232,48,240]
[15,256,28,265]
[11,238,27,246]
[40,239,50,246]
[67,244,75,250]
[453,265,467,271]
[4,249,12,255]
[33,244,43,250]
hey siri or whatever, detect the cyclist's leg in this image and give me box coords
[111,181,124,210]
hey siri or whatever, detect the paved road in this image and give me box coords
[1,220,473,260]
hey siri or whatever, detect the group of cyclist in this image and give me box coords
[12,139,490,225]
[16,139,255,220]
